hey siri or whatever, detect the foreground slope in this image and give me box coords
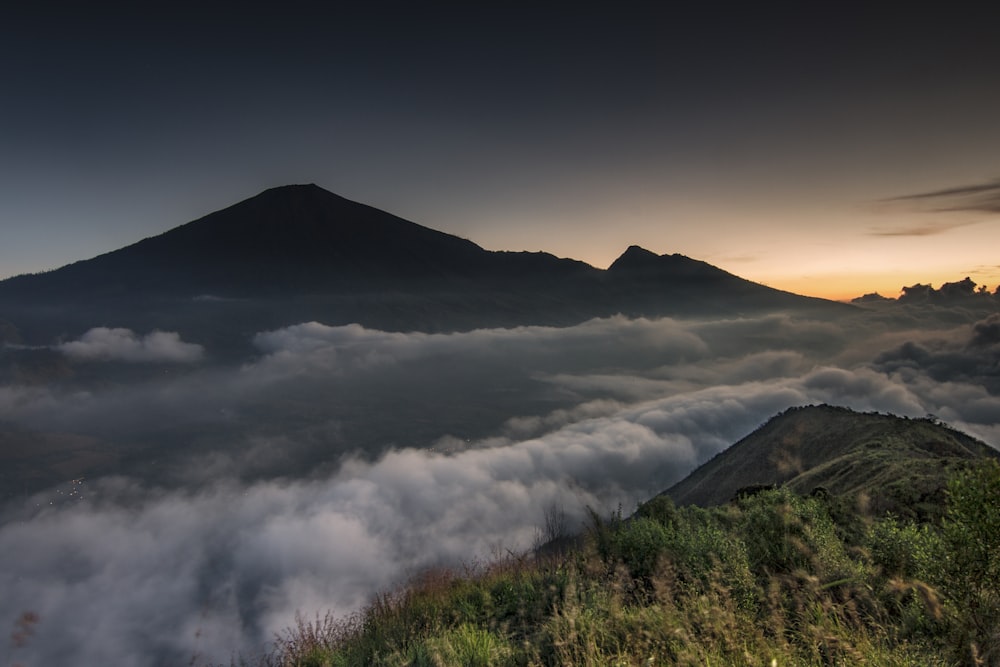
[252,412,1000,667]
[664,404,999,518]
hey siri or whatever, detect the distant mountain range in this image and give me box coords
[0,184,850,346]
[663,404,999,520]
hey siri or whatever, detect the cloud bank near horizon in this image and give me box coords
[3,308,1000,666]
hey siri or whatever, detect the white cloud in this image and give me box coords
[57,327,204,363]
[248,316,710,379]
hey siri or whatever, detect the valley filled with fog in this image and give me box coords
[2,297,999,665]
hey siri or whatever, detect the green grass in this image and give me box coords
[239,461,1000,667]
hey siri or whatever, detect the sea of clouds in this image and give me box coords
[2,306,999,665]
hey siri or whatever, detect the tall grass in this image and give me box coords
[241,462,1000,667]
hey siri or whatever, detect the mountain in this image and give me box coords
[0,184,581,297]
[0,184,850,345]
[605,243,828,315]
[663,404,999,519]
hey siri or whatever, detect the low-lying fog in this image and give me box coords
[2,301,999,665]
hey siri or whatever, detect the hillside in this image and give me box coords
[241,413,1000,666]
[663,404,999,519]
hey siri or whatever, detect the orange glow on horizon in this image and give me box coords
[560,244,1000,304]
[762,271,1000,303]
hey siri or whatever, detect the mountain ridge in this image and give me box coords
[663,404,999,520]
[0,184,853,343]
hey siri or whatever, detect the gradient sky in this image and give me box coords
[2,3,999,300]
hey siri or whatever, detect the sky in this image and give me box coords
[2,3,1000,299]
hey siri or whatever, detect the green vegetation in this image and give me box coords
[244,460,1000,667]
[666,405,999,522]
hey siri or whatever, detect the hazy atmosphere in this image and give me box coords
[3,3,1000,298]
[3,4,1000,666]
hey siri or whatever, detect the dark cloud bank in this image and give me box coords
[2,304,1000,666]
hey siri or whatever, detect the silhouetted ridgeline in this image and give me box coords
[0,184,851,345]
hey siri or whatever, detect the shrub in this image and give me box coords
[634,494,677,528]
[867,515,942,580]
[663,508,756,611]
[939,459,1000,663]
[612,517,670,584]
[737,488,857,582]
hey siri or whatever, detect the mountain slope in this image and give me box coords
[664,404,998,519]
[0,184,588,297]
[0,184,852,342]
[604,243,835,314]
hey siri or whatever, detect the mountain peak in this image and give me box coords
[230,182,354,211]
[256,182,327,197]
[607,245,661,271]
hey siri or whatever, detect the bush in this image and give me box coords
[612,517,670,584]
[738,489,839,574]
[664,508,756,610]
[939,459,1000,663]
[867,515,942,580]
[634,494,678,528]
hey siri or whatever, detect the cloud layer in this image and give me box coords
[3,308,1000,665]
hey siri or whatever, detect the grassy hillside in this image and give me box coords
[227,408,1000,666]
[664,405,999,521]
[237,460,1000,666]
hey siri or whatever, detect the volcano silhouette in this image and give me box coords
[0,184,849,343]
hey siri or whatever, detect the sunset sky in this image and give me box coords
[2,3,999,300]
